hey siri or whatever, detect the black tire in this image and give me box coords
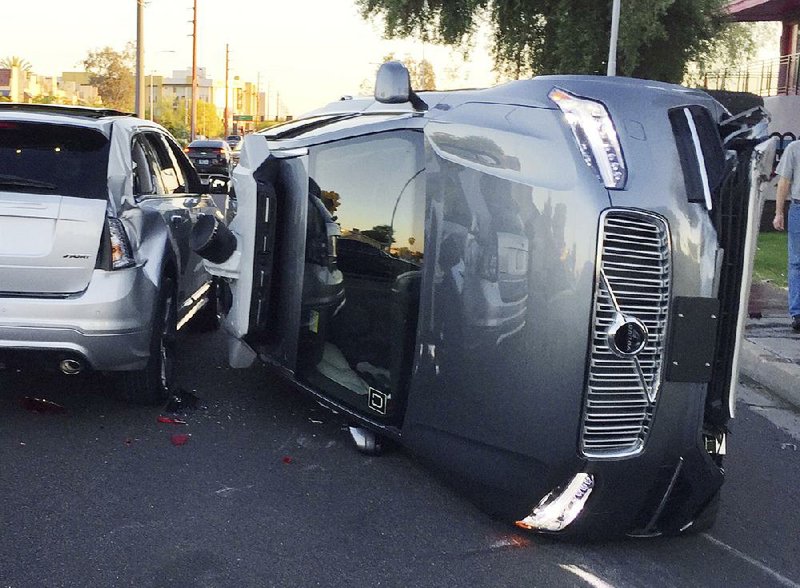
[121,277,177,405]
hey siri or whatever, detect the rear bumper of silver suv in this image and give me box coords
[0,267,157,372]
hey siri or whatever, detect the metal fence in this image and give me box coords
[700,53,800,96]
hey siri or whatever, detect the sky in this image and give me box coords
[2,0,497,116]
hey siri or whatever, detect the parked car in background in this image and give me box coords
[229,139,243,167]
[0,104,223,404]
[186,139,233,179]
[225,134,242,149]
[193,62,772,538]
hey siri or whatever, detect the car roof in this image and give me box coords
[266,74,722,145]
[0,103,133,119]
[0,103,165,136]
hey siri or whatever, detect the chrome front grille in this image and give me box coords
[582,210,671,457]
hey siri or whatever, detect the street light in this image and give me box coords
[607,0,621,76]
[135,0,146,116]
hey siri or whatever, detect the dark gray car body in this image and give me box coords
[200,75,769,538]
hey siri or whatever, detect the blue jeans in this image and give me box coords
[789,201,800,317]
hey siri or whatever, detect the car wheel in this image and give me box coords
[121,276,177,405]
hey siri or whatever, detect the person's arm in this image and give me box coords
[774,176,790,231]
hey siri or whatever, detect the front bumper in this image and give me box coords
[509,380,724,538]
[0,267,158,371]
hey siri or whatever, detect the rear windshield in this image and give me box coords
[0,121,110,199]
[189,141,224,149]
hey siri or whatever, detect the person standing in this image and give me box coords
[773,140,800,332]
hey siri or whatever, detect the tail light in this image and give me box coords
[107,218,136,269]
[549,88,627,189]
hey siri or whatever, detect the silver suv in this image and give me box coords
[0,104,222,404]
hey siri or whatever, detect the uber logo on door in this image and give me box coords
[368,387,390,415]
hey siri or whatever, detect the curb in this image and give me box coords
[739,338,800,411]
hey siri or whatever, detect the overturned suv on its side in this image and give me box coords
[0,104,222,404]
[192,63,774,538]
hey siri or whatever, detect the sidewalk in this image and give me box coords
[740,281,800,410]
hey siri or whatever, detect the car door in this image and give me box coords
[139,131,218,303]
[203,134,310,371]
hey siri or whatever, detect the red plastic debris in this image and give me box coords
[282,456,293,464]
[19,397,66,414]
[157,416,187,425]
[170,433,191,446]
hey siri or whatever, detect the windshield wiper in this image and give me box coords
[0,174,57,191]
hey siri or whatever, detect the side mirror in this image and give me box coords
[375,61,411,104]
[206,174,229,194]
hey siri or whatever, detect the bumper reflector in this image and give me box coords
[515,473,594,532]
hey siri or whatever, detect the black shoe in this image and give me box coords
[792,316,800,332]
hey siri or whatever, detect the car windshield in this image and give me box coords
[0,121,110,199]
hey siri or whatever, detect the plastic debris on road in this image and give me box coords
[170,433,191,446]
[157,416,187,425]
[164,388,206,414]
[19,397,67,414]
[282,456,293,464]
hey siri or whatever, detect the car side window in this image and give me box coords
[131,136,158,197]
[308,130,425,263]
[163,135,201,194]
[144,132,183,194]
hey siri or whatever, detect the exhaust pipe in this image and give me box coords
[59,359,82,375]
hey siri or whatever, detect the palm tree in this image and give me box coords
[0,56,32,72]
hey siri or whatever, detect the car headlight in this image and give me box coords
[549,88,627,189]
[515,473,595,532]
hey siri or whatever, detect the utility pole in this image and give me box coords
[190,0,198,140]
[607,0,621,76]
[224,44,230,137]
[135,0,145,116]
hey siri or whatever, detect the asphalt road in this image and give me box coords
[1,328,799,588]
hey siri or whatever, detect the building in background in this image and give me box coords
[0,61,282,128]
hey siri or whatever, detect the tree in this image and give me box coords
[196,100,223,138]
[0,56,32,72]
[357,0,731,83]
[361,52,438,95]
[362,224,395,247]
[685,22,775,87]
[152,98,189,143]
[83,43,135,111]
[384,52,437,90]
[150,99,223,142]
